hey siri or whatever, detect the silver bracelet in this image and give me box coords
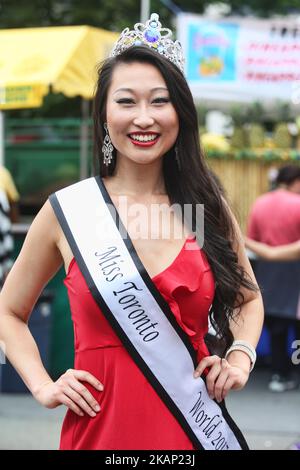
[224,340,257,372]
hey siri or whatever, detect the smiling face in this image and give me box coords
[106,61,179,166]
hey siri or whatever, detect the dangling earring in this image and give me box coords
[102,122,114,166]
[175,145,181,171]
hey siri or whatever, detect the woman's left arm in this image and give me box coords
[226,211,264,369]
[194,205,264,401]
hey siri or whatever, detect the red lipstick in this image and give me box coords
[128,132,160,148]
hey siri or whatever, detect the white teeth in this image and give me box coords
[129,134,158,142]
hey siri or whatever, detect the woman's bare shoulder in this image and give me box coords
[32,198,61,245]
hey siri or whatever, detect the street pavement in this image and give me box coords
[0,367,299,450]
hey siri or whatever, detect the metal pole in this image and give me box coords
[0,111,4,166]
[79,99,90,180]
[140,0,150,23]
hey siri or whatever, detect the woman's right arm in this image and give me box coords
[245,237,300,261]
[0,200,103,417]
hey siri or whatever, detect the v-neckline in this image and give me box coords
[66,235,191,281]
[151,236,191,280]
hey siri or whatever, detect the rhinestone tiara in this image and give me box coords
[109,13,185,73]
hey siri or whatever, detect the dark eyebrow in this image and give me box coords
[113,87,168,95]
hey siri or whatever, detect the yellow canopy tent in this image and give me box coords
[0,25,119,108]
[0,25,119,177]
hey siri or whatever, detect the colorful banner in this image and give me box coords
[177,13,300,104]
[187,22,238,82]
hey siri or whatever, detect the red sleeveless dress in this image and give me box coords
[60,235,215,450]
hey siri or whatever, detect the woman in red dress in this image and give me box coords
[0,14,263,450]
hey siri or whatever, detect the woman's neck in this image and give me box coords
[104,158,167,197]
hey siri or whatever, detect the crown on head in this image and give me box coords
[109,13,185,73]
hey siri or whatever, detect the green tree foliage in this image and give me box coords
[1,0,299,30]
[219,0,300,16]
[0,0,170,30]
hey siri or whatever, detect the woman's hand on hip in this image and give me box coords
[33,369,104,417]
[193,355,250,402]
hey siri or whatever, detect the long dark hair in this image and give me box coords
[93,46,258,354]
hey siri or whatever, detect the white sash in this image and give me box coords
[49,176,248,451]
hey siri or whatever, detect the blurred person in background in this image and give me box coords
[0,165,20,286]
[245,236,300,451]
[247,165,300,392]
[0,165,20,223]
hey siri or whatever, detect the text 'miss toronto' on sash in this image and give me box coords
[49,176,249,451]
